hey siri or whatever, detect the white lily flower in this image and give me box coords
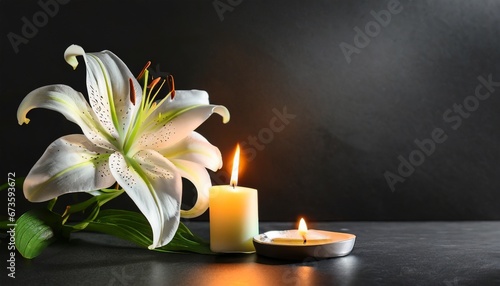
[17,44,230,249]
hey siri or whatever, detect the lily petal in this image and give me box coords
[173,159,213,218]
[64,44,143,141]
[24,134,115,202]
[64,44,85,70]
[146,90,230,128]
[153,90,213,114]
[162,132,223,172]
[134,91,230,153]
[17,84,117,150]
[109,150,182,249]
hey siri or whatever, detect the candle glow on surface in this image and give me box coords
[209,144,259,253]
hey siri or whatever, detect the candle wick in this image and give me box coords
[302,235,307,244]
[231,183,236,189]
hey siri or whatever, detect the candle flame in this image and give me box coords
[298,218,308,244]
[230,144,240,188]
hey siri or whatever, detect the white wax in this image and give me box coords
[209,185,259,253]
[271,230,333,245]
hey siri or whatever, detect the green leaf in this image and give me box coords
[85,209,214,255]
[15,209,64,259]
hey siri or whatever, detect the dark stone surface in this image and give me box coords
[1,221,499,285]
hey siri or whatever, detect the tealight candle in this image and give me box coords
[271,218,333,244]
[253,218,356,260]
[209,144,259,253]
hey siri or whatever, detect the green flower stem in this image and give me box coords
[61,188,124,224]
[0,219,11,230]
[47,197,57,211]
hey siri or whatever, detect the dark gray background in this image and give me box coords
[1,0,500,221]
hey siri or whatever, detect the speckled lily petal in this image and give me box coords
[134,103,229,153]
[64,44,143,142]
[109,150,182,249]
[142,90,230,134]
[146,90,211,121]
[23,134,115,202]
[17,84,116,150]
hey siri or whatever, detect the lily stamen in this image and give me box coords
[149,79,166,104]
[137,61,151,81]
[145,77,165,112]
[148,77,161,90]
[129,78,136,105]
[167,74,175,99]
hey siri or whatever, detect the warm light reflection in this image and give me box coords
[298,218,308,237]
[189,263,273,286]
[230,144,240,187]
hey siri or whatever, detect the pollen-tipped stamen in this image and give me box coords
[148,77,161,90]
[167,74,175,99]
[129,78,136,105]
[137,61,151,81]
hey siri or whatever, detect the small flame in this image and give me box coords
[230,144,240,188]
[298,218,308,244]
[298,218,308,235]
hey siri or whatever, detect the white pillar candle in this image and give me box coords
[209,185,258,252]
[209,144,259,253]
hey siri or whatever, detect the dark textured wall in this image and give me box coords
[2,0,500,221]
